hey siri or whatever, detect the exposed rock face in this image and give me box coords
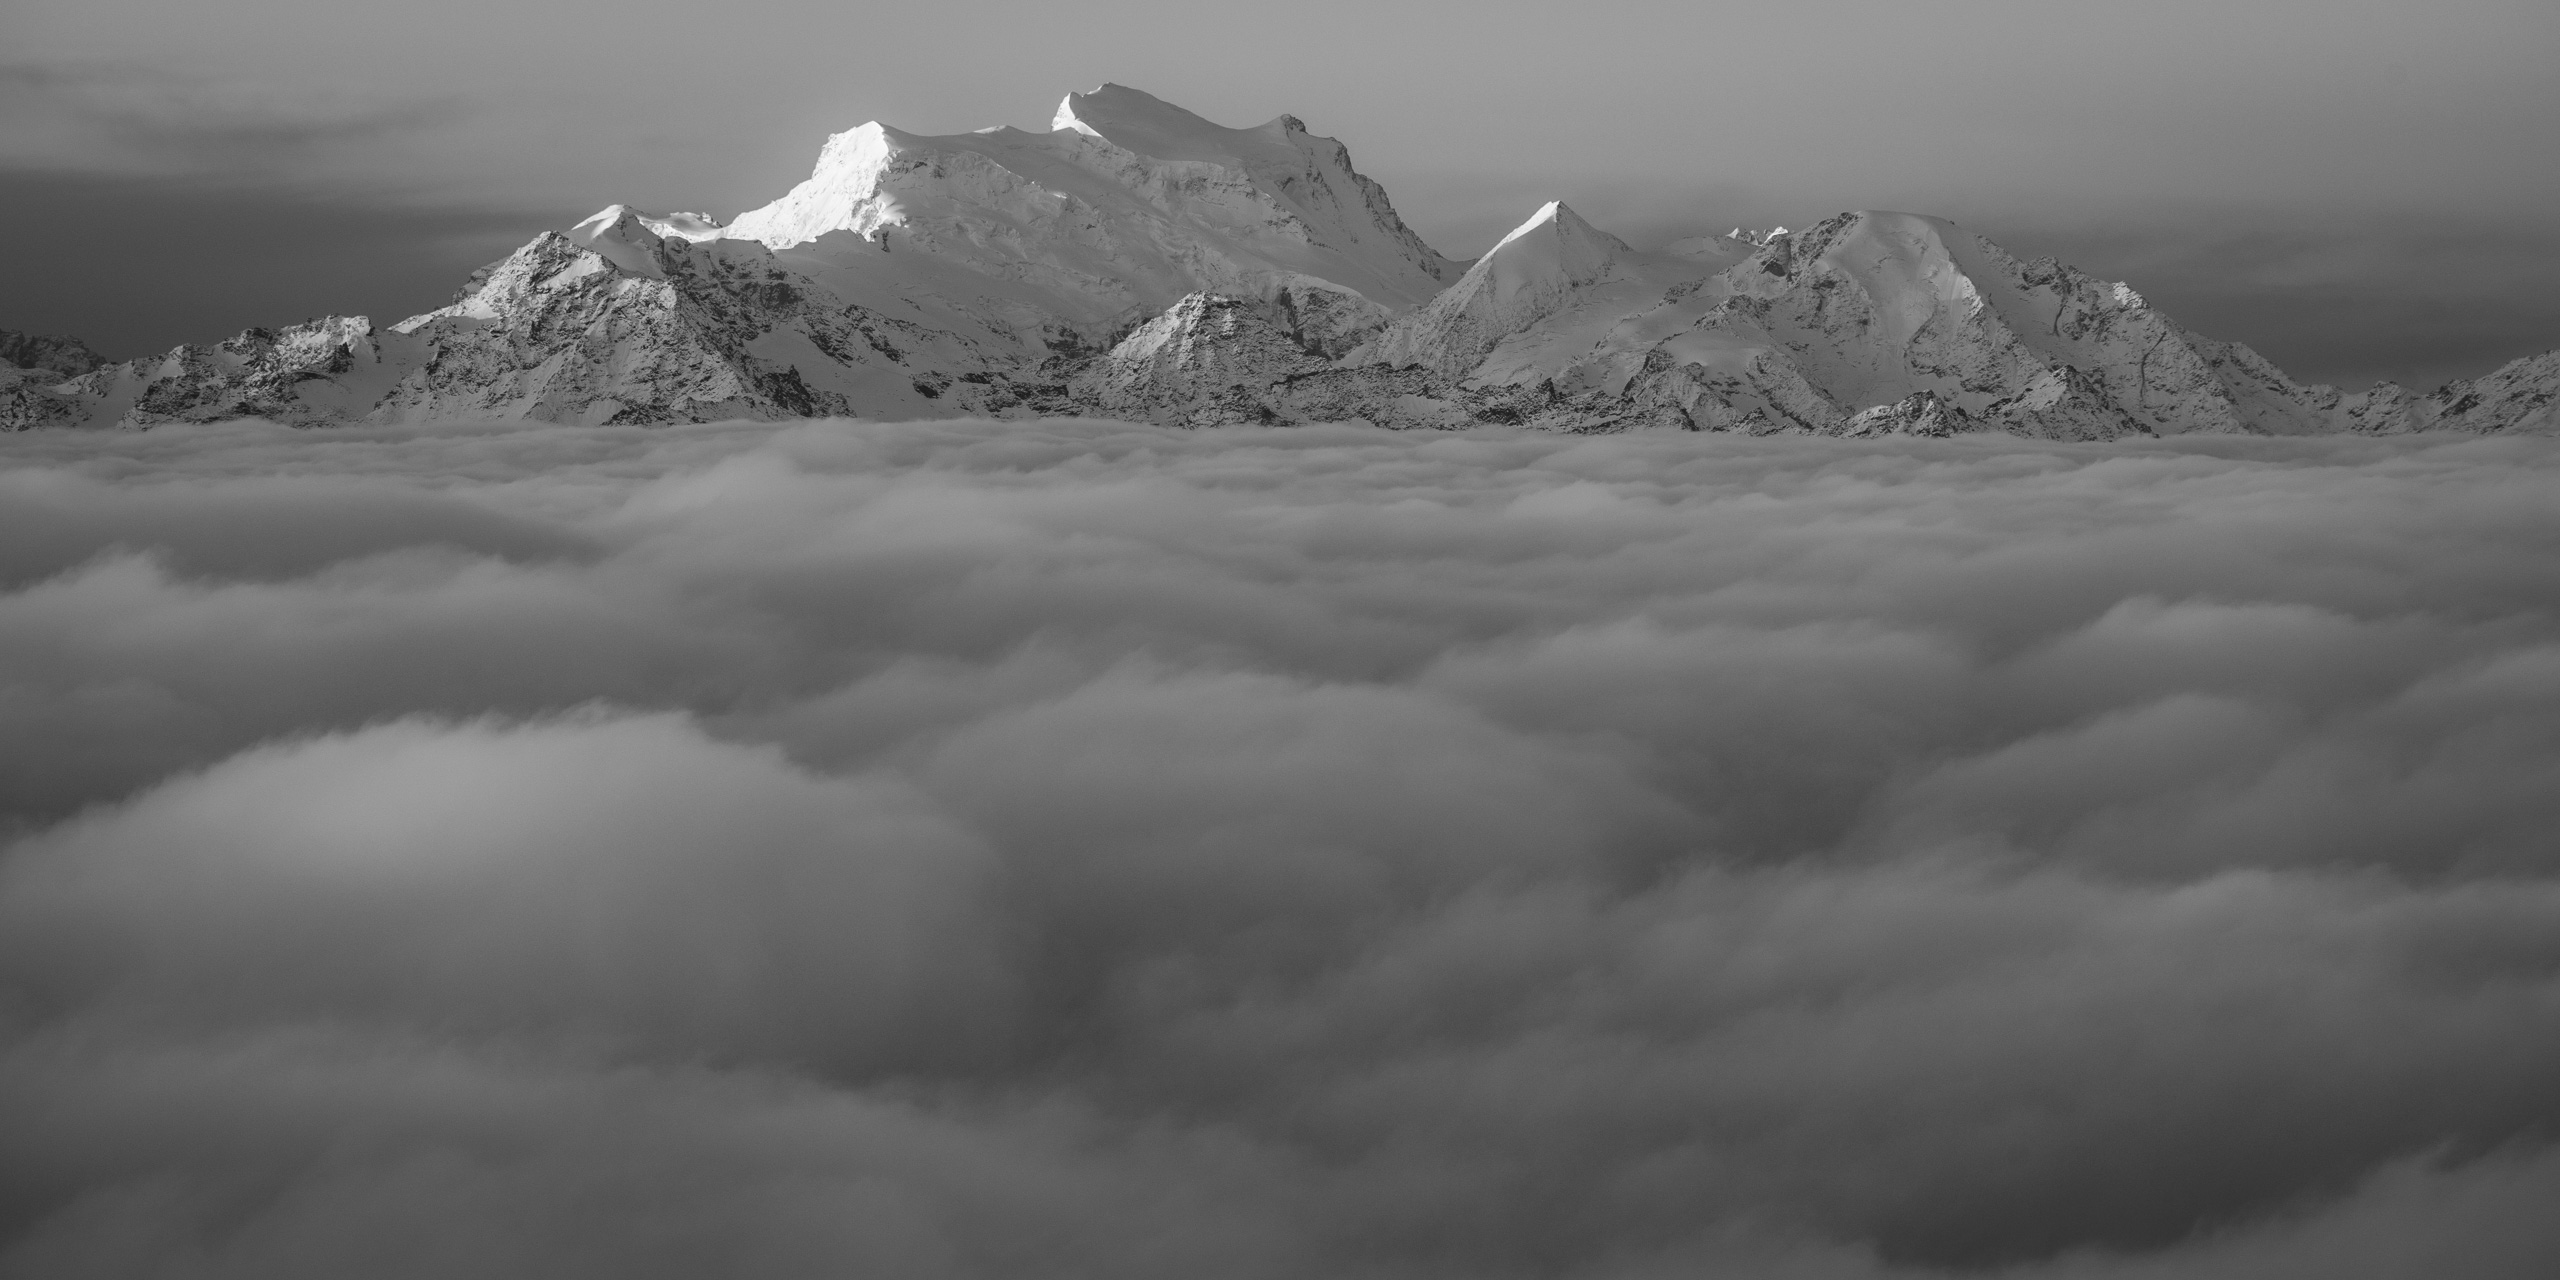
[1071,294,1323,425]
[1986,365,2150,441]
[2428,351,2559,435]
[0,371,82,431]
[1837,391,1979,438]
[8,85,2554,436]
[0,330,106,379]
[0,331,111,431]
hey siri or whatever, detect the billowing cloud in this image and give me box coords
[4,419,2559,1278]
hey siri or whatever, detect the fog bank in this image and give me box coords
[4,419,2559,1278]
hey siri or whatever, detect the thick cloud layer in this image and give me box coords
[4,419,2560,1278]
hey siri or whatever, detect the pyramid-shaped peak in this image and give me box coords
[1477,201,1629,280]
[1359,202,1633,375]
[1490,201,1616,253]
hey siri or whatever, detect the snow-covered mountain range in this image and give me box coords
[4,85,2552,436]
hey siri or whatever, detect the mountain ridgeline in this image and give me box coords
[4,85,2553,436]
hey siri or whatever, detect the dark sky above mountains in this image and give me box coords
[3,0,2555,391]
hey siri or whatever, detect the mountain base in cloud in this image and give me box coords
[3,86,2552,436]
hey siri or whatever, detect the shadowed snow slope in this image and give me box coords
[4,87,2553,434]
[1364,201,1639,377]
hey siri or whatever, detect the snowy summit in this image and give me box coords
[2,85,2552,435]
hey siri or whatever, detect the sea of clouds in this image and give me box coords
[3,418,2558,1279]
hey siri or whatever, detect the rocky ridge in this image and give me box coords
[3,85,2552,437]
[0,330,105,379]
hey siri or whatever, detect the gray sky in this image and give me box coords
[4,0,2556,389]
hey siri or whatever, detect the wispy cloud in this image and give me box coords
[0,61,465,185]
